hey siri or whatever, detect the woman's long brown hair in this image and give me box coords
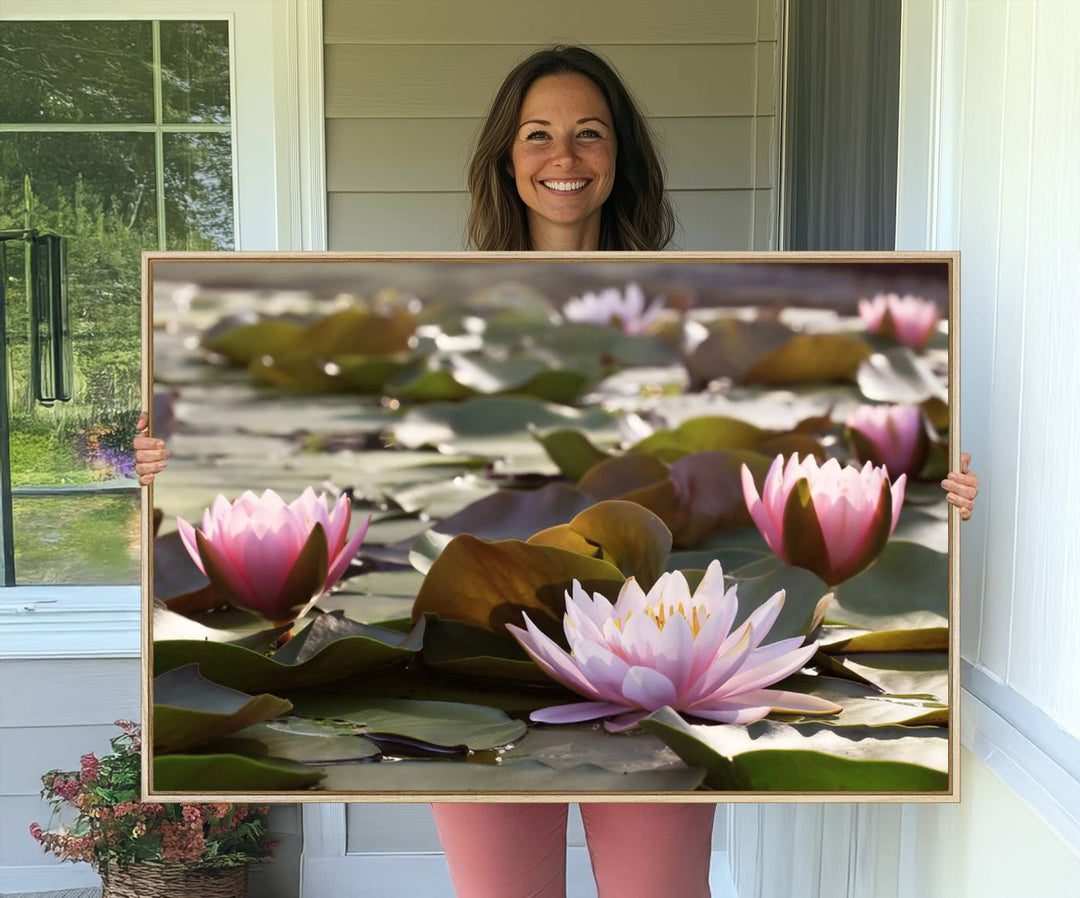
[466,46,676,252]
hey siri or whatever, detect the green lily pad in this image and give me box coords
[201,318,307,367]
[420,614,547,683]
[153,753,325,792]
[224,719,381,763]
[293,655,578,715]
[387,473,497,517]
[826,541,948,633]
[391,396,618,460]
[527,500,672,589]
[411,535,625,637]
[154,612,425,692]
[314,758,706,792]
[152,605,289,652]
[666,527,773,574]
[727,555,831,642]
[502,723,690,773]
[533,428,613,480]
[630,415,769,456]
[640,708,948,791]
[820,652,949,701]
[774,674,947,727]
[286,696,526,750]
[153,664,293,754]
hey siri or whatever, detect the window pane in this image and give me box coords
[0,22,154,124]
[160,20,232,124]
[164,133,235,250]
[12,493,140,585]
[2,132,149,584]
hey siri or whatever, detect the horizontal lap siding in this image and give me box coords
[324,0,781,251]
[0,658,139,868]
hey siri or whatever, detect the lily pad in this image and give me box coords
[392,396,618,459]
[152,605,289,652]
[826,541,948,633]
[640,708,948,791]
[420,614,547,683]
[224,719,381,763]
[153,664,293,754]
[533,428,613,480]
[411,535,625,637]
[727,555,831,642]
[857,348,948,404]
[742,334,872,386]
[774,674,947,727]
[154,612,426,692]
[286,696,526,751]
[153,753,325,792]
[527,500,672,589]
[820,652,949,701]
[630,415,769,456]
[666,527,773,574]
[578,452,670,500]
[409,483,596,572]
[501,723,690,773]
[621,451,773,548]
[315,758,706,792]
[201,318,306,367]
[684,318,795,389]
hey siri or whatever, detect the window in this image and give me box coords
[1,18,235,585]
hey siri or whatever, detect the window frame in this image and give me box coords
[0,0,326,658]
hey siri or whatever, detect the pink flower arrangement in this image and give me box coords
[741,454,906,585]
[562,282,666,334]
[845,404,930,478]
[30,723,273,875]
[507,561,840,732]
[858,292,941,349]
[177,487,371,623]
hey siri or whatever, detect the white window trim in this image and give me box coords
[0,0,326,659]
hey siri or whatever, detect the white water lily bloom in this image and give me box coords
[562,282,665,334]
[506,561,840,732]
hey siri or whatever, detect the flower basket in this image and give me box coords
[101,862,247,898]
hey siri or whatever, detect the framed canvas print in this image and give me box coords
[142,251,959,803]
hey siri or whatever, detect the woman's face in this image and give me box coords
[509,73,617,241]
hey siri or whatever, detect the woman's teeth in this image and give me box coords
[542,180,588,192]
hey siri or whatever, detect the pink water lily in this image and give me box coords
[858,292,941,349]
[845,404,930,478]
[562,282,665,335]
[177,488,370,623]
[741,454,906,586]
[506,561,840,732]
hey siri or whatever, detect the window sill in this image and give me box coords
[0,585,140,659]
[961,661,1080,853]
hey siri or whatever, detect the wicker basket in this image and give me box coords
[101,862,247,898]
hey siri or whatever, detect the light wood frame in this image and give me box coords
[140,249,960,804]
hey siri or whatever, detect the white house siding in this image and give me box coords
[323,0,782,251]
[0,658,140,893]
[727,1,1080,895]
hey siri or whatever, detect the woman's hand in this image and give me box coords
[941,451,979,521]
[133,410,171,486]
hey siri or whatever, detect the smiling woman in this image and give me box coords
[465,45,674,252]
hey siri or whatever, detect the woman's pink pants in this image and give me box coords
[430,802,715,898]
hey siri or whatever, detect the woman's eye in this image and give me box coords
[578,129,602,138]
[525,130,550,140]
